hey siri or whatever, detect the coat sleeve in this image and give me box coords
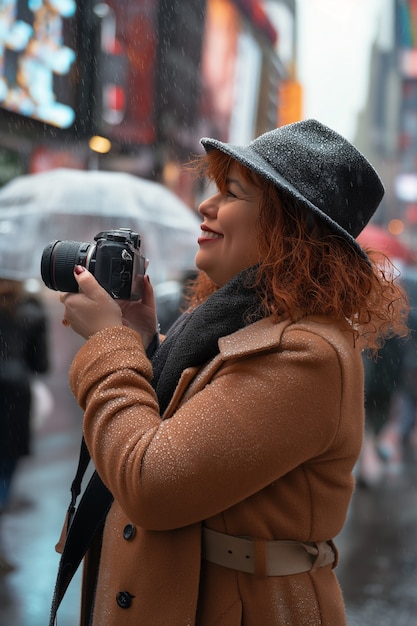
[70,324,348,530]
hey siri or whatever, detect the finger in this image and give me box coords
[141,275,156,309]
[73,265,110,301]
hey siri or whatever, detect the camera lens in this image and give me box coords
[41,240,91,292]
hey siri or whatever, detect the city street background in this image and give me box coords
[1,2,417,625]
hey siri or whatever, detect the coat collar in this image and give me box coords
[218,316,293,359]
[162,317,291,419]
[162,314,354,420]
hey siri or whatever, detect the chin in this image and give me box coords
[195,255,210,276]
[195,255,230,287]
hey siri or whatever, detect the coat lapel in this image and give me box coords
[162,317,293,420]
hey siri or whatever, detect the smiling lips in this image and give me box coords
[198,226,223,244]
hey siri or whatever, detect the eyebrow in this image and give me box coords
[225,177,247,193]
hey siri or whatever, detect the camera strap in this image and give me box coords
[49,437,113,626]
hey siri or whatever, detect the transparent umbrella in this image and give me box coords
[0,168,200,285]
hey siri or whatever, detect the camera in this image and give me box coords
[41,228,146,300]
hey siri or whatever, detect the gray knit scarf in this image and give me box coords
[151,267,262,414]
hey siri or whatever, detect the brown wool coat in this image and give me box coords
[63,315,364,625]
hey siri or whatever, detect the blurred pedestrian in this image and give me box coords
[397,327,417,446]
[395,274,417,450]
[359,336,405,486]
[359,269,417,481]
[0,279,49,574]
[55,120,408,625]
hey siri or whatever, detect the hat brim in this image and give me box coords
[201,137,369,261]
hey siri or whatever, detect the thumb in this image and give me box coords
[73,265,106,299]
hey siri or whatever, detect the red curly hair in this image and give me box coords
[184,150,409,352]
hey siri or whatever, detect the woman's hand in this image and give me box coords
[118,274,159,348]
[60,266,158,347]
[60,266,123,340]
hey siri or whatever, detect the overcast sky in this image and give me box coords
[296,0,393,141]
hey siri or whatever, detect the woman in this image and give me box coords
[56,119,408,625]
[0,279,49,573]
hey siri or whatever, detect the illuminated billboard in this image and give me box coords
[0,0,77,129]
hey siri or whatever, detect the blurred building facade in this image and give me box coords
[394,0,417,248]
[2,0,415,240]
[0,0,293,206]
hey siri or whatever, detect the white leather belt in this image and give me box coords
[202,527,336,577]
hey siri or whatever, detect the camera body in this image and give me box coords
[41,228,146,300]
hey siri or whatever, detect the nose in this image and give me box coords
[198,192,219,217]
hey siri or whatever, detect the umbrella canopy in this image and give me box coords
[0,168,200,285]
[357,223,415,264]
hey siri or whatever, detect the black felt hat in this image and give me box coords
[201,119,384,259]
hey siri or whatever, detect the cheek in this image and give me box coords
[240,222,260,258]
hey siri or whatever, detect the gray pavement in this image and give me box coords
[338,450,417,626]
[1,294,417,625]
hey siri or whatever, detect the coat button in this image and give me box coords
[123,523,136,540]
[116,591,134,609]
